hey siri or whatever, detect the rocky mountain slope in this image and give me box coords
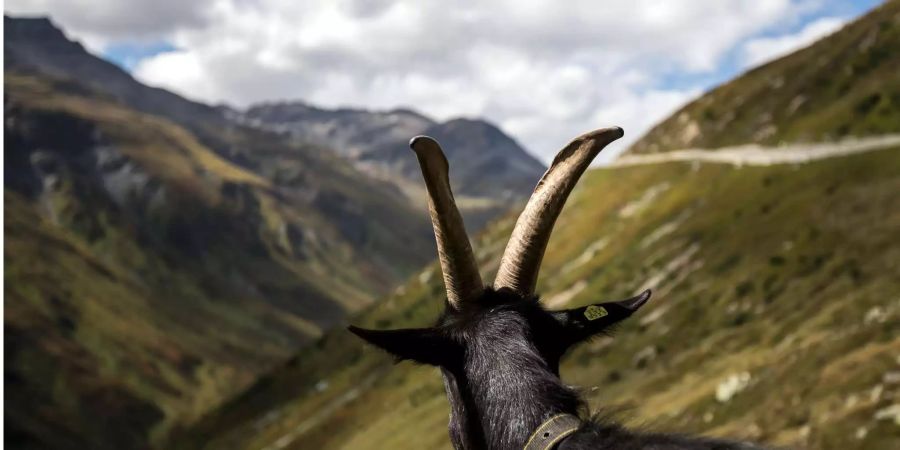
[4,17,437,450]
[179,5,900,449]
[627,0,900,154]
[235,104,434,162]
[238,103,546,229]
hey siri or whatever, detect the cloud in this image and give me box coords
[4,0,217,50]
[6,0,848,162]
[741,16,847,68]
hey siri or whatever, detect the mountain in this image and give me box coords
[4,14,545,232]
[238,102,546,229]
[627,0,900,154]
[180,6,900,450]
[4,16,436,450]
[4,16,223,127]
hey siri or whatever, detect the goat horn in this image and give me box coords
[410,135,484,310]
[494,127,624,296]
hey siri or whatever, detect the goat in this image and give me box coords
[350,127,768,450]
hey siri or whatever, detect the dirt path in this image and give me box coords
[611,134,900,167]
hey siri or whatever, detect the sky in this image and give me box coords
[5,0,884,163]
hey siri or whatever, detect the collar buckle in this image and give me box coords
[523,413,581,450]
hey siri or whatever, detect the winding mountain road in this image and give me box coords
[610,134,900,167]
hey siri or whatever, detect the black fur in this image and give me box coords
[350,288,768,450]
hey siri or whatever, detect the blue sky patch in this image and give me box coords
[103,41,178,71]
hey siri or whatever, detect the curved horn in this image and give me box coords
[410,136,484,310]
[494,127,624,296]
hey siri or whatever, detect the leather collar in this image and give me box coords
[523,413,581,450]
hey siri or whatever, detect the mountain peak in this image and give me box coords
[5,15,84,53]
[387,107,433,122]
[4,15,223,126]
[436,117,516,143]
[5,15,63,34]
[439,117,498,130]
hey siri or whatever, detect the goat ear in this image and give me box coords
[551,289,652,344]
[348,325,459,367]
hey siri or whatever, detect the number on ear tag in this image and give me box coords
[584,305,608,321]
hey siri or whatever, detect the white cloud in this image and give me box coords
[4,0,217,51]
[7,0,842,162]
[741,16,847,69]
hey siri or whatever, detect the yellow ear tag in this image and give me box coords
[584,305,608,321]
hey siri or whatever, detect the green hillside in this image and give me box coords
[182,145,900,450]
[628,0,900,154]
[4,72,432,449]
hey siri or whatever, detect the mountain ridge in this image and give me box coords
[4,15,225,127]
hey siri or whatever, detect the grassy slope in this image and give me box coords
[3,73,431,449]
[185,146,900,450]
[629,0,900,154]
